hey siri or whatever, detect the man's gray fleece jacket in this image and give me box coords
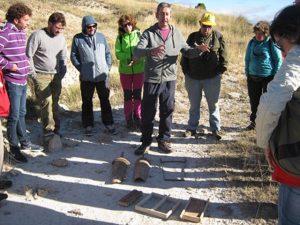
[134,23,201,83]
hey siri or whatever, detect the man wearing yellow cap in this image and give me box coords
[181,12,228,140]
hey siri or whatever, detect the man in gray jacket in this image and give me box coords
[134,2,204,155]
[26,12,67,149]
[71,16,115,135]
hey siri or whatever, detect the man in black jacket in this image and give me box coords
[181,12,228,140]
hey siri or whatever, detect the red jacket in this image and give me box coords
[0,69,10,117]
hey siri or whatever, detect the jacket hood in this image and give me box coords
[81,16,97,32]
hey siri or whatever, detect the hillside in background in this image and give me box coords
[0,0,252,89]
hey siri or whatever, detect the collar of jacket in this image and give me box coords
[6,22,19,32]
[123,30,135,37]
[197,29,213,40]
[251,35,270,44]
[151,23,175,48]
[82,32,96,50]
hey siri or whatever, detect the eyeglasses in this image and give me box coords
[122,23,132,28]
[87,24,97,29]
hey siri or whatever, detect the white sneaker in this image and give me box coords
[21,143,44,152]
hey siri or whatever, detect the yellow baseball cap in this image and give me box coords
[199,12,217,26]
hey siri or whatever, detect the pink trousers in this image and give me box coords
[120,73,144,121]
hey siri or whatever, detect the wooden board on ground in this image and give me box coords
[135,192,180,219]
[180,197,209,223]
[118,189,143,207]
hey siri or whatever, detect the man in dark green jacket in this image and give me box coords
[181,12,228,140]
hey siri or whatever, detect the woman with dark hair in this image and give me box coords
[115,15,144,129]
[256,5,300,225]
[244,20,282,130]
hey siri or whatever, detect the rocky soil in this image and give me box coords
[0,72,278,225]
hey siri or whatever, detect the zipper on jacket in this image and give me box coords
[129,32,135,75]
[92,35,97,79]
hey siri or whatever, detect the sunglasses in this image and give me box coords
[87,24,97,29]
[122,23,132,28]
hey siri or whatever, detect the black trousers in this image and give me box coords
[80,80,113,128]
[247,75,274,123]
[140,81,176,145]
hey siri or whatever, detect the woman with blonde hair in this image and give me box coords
[115,15,144,129]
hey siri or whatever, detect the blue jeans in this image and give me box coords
[278,184,300,225]
[6,82,29,151]
[185,74,221,131]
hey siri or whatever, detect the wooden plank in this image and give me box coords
[135,193,180,220]
[180,197,209,223]
[118,190,143,207]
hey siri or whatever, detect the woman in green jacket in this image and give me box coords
[115,15,144,129]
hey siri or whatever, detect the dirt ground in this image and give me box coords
[0,74,278,225]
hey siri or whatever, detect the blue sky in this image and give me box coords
[164,0,293,23]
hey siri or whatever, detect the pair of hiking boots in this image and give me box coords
[134,138,172,155]
[184,129,222,140]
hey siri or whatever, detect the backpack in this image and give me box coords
[269,87,300,178]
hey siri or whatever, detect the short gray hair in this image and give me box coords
[156,2,171,14]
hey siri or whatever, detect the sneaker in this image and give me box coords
[8,150,28,163]
[212,130,222,140]
[184,129,197,137]
[105,125,117,135]
[0,193,8,201]
[157,139,172,153]
[21,143,44,152]
[134,143,150,155]
[245,122,255,131]
[0,180,12,190]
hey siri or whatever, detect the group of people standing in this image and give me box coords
[133,3,228,155]
[0,1,300,224]
[0,2,227,160]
